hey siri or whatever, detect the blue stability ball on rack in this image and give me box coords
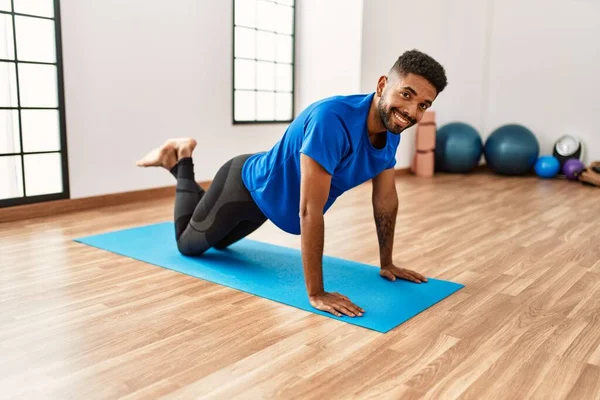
[435,122,483,173]
[484,124,540,175]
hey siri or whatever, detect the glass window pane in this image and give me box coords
[21,109,60,152]
[256,31,275,61]
[234,0,294,125]
[0,155,24,200]
[275,4,293,35]
[234,27,256,59]
[0,61,18,107]
[234,59,255,90]
[276,64,292,92]
[256,0,276,32]
[18,63,58,107]
[0,110,20,154]
[256,61,274,90]
[234,0,256,28]
[0,0,12,11]
[234,90,256,121]
[257,92,275,120]
[14,0,54,18]
[275,92,292,120]
[15,16,56,63]
[276,34,292,63]
[24,152,62,196]
[0,14,15,60]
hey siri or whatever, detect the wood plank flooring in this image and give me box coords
[1,171,599,399]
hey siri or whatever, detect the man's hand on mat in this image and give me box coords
[309,291,364,317]
[380,264,428,283]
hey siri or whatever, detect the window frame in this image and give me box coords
[232,0,296,125]
[0,0,70,208]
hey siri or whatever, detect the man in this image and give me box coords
[137,49,448,318]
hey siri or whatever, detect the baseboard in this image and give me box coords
[395,167,412,176]
[395,164,489,177]
[0,181,211,224]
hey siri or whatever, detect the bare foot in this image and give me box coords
[135,138,197,170]
[172,137,197,160]
[136,141,178,170]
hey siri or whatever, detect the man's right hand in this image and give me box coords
[309,291,364,317]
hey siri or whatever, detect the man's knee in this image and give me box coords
[177,236,209,256]
[212,242,230,250]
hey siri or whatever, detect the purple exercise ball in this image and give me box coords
[563,158,585,180]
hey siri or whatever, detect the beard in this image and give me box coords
[377,100,416,135]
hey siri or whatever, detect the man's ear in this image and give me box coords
[376,75,387,97]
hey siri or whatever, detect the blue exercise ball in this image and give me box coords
[484,124,540,175]
[534,155,560,178]
[435,122,483,173]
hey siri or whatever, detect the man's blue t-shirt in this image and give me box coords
[241,92,400,235]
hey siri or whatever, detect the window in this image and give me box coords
[0,0,68,207]
[233,0,295,124]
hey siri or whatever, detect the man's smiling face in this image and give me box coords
[377,72,437,134]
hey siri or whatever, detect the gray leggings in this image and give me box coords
[171,154,267,256]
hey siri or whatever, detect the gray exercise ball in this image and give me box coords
[484,124,540,175]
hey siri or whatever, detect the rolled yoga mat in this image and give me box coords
[75,222,464,333]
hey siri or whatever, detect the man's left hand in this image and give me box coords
[380,264,428,283]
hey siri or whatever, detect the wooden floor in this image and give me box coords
[1,171,599,399]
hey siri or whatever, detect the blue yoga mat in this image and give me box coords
[75,222,463,333]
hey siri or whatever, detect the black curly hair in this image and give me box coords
[391,49,448,95]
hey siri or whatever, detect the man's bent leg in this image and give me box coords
[169,163,204,195]
[213,219,265,250]
[173,157,205,242]
[176,154,266,256]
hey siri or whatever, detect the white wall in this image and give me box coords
[361,0,600,167]
[60,0,285,198]
[483,0,600,161]
[60,0,363,199]
[360,0,489,169]
[295,0,363,110]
